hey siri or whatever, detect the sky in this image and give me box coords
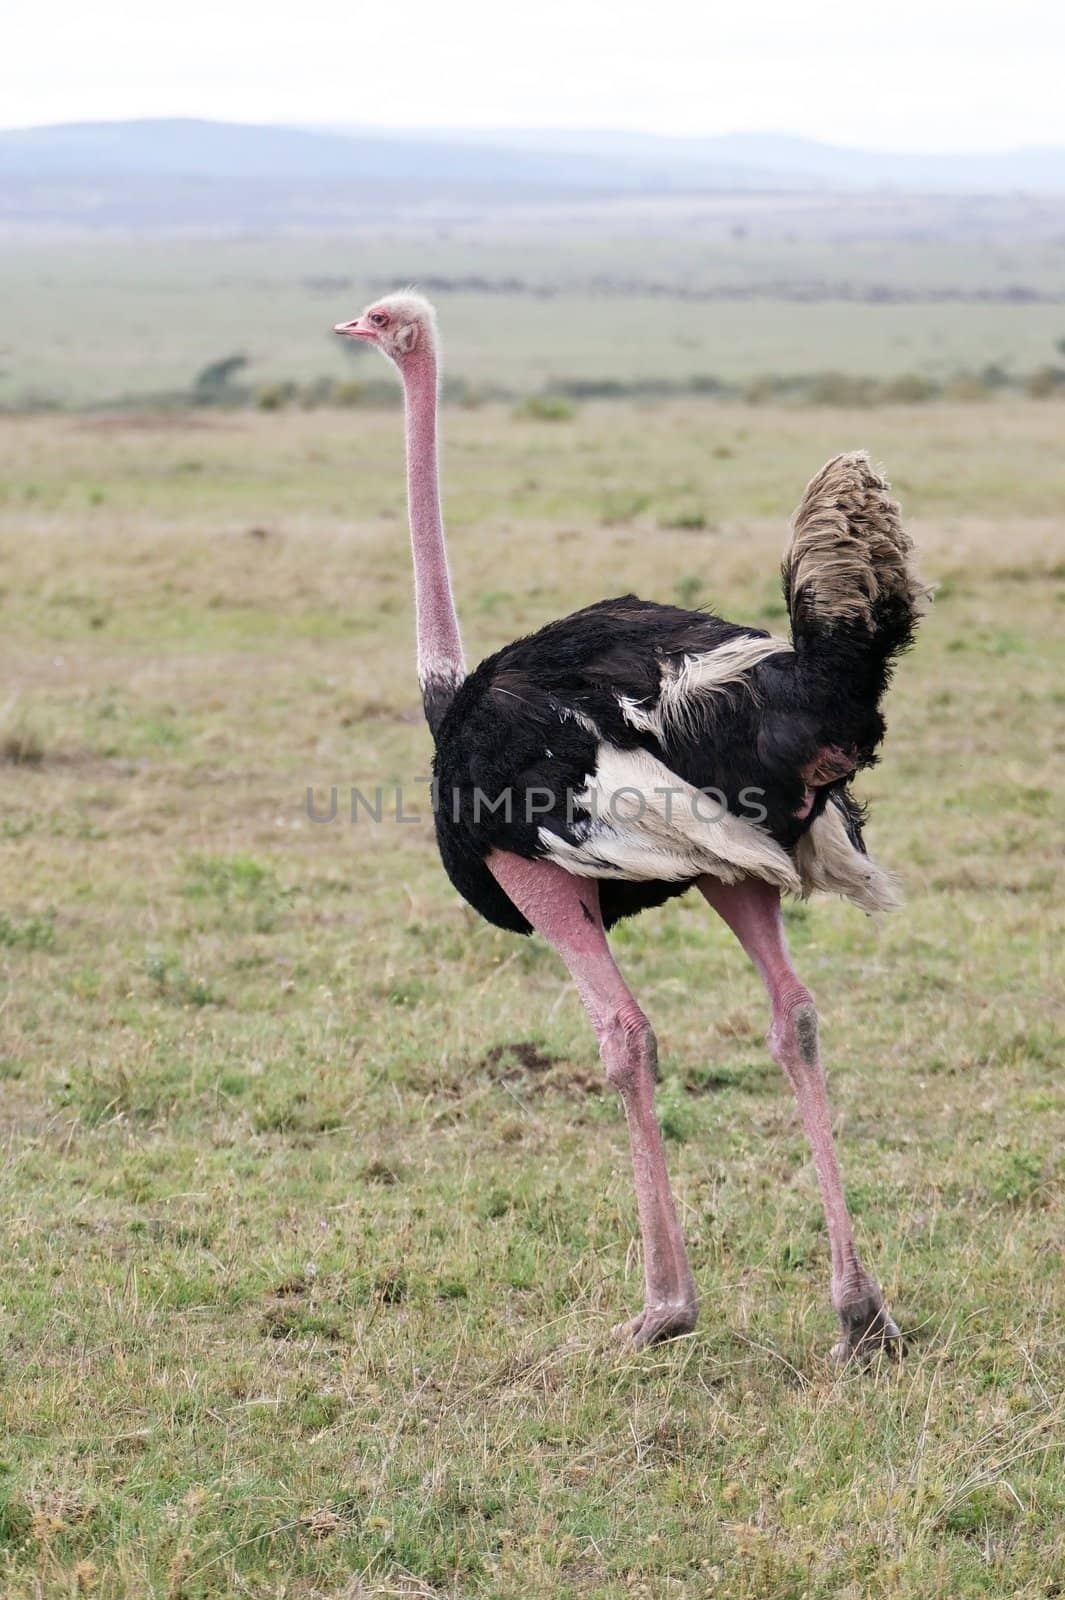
[4,0,1064,151]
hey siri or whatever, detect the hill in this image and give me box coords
[1,119,1063,231]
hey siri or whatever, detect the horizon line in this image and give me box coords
[1,115,1062,160]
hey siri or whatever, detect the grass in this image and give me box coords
[0,397,1062,1597]
[3,227,1065,407]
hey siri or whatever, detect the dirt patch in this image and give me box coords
[482,1040,557,1079]
[362,1156,401,1185]
[272,1272,310,1298]
[481,1040,604,1102]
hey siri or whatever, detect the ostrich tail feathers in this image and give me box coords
[783,452,928,655]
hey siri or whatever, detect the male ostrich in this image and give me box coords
[335,293,924,1359]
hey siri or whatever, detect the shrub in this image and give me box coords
[881,373,940,403]
[944,374,993,402]
[555,378,627,400]
[741,376,778,405]
[442,377,487,408]
[193,353,250,405]
[1025,365,1065,399]
[980,362,1011,390]
[515,394,577,422]
[257,381,299,411]
[300,376,338,408]
[333,380,366,407]
[804,372,877,407]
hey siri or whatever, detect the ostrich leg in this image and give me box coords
[487,850,698,1346]
[699,876,900,1361]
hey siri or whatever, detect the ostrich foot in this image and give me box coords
[613,1299,699,1349]
[830,1288,901,1365]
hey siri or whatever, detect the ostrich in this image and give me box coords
[335,292,924,1359]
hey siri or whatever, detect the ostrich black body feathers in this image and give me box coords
[429,596,879,933]
[421,452,922,936]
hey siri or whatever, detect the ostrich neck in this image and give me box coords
[401,348,464,696]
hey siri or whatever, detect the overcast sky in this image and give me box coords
[5,0,1063,151]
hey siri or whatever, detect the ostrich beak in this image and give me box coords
[334,319,375,340]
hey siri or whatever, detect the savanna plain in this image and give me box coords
[1,226,1064,1598]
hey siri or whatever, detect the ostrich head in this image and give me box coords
[334,291,437,365]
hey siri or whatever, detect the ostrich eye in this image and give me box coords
[370,313,387,327]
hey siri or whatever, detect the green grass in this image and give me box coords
[0,398,1062,1597]
[3,227,1065,407]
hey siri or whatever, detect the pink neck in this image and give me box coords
[400,347,464,691]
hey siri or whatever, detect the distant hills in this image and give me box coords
[327,126,1065,193]
[2,118,1063,230]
